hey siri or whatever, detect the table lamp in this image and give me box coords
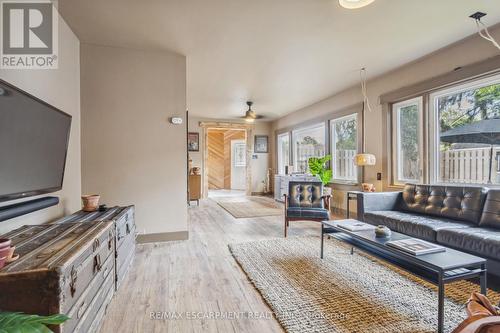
[354,153,376,192]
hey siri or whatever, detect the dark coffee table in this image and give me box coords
[321,219,488,333]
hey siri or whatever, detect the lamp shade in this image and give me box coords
[354,153,376,166]
[339,0,375,9]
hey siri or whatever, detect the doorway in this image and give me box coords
[206,128,247,198]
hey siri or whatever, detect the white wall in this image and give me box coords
[272,25,500,213]
[80,44,187,239]
[188,117,272,194]
[0,17,81,234]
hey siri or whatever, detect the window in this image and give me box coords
[392,97,423,184]
[331,114,357,182]
[277,133,290,175]
[430,76,500,185]
[233,142,246,167]
[292,123,326,173]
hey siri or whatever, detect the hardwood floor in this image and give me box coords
[99,198,321,333]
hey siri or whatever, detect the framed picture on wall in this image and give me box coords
[254,135,268,153]
[188,132,200,152]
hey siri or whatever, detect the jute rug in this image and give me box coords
[229,236,500,333]
[215,196,282,218]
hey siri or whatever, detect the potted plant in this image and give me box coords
[0,312,69,333]
[308,155,333,196]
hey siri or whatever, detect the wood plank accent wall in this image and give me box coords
[207,129,245,190]
[207,131,225,189]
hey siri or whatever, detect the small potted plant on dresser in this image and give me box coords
[308,155,333,196]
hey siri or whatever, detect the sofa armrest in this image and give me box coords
[356,191,402,221]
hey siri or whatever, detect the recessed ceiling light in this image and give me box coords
[339,0,375,9]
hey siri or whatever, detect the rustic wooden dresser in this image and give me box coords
[0,222,115,333]
[0,205,136,333]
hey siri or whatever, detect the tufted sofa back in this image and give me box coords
[288,181,324,208]
[480,189,500,229]
[400,184,488,224]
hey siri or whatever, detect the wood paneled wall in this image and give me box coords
[207,129,245,190]
[207,131,225,189]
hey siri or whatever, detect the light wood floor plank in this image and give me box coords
[99,198,322,333]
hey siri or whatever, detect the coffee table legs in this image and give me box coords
[480,263,487,296]
[438,273,445,333]
[436,265,488,333]
[320,224,324,259]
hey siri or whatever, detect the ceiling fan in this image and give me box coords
[240,101,264,123]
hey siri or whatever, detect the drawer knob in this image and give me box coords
[108,230,114,250]
[70,266,78,297]
[77,301,86,319]
[92,238,100,252]
[93,254,102,273]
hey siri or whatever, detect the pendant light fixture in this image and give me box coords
[354,67,377,191]
[339,0,375,9]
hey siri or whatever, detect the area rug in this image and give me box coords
[215,196,282,218]
[229,236,500,333]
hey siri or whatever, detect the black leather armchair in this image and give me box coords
[283,181,331,237]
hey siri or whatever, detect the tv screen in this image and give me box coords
[0,79,72,202]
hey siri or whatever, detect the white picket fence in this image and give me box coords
[335,150,357,180]
[295,144,325,173]
[440,147,500,184]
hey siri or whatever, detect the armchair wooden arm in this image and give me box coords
[321,195,331,211]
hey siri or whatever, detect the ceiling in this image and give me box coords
[59,0,500,120]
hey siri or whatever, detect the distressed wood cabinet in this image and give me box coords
[0,222,115,333]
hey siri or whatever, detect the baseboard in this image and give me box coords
[136,231,189,244]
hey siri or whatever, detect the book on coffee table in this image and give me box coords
[386,238,446,256]
[336,220,376,232]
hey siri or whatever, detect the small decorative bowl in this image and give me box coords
[375,225,392,238]
[81,195,100,212]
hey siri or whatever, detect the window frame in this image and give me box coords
[291,122,327,174]
[276,132,290,175]
[391,96,424,186]
[429,73,500,186]
[330,113,359,184]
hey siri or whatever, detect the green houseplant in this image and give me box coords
[0,312,69,333]
[308,155,333,195]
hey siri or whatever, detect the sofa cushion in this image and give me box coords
[287,207,329,219]
[437,227,500,261]
[479,190,500,229]
[364,210,473,242]
[400,184,487,225]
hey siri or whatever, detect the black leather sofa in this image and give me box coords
[356,184,500,277]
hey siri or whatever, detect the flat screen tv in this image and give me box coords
[0,79,72,202]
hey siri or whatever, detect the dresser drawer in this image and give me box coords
[72,268,115,333]
[116,225,135,289]
[60,224,115,314]
[62,252,114,333]
[116,207,135,249]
